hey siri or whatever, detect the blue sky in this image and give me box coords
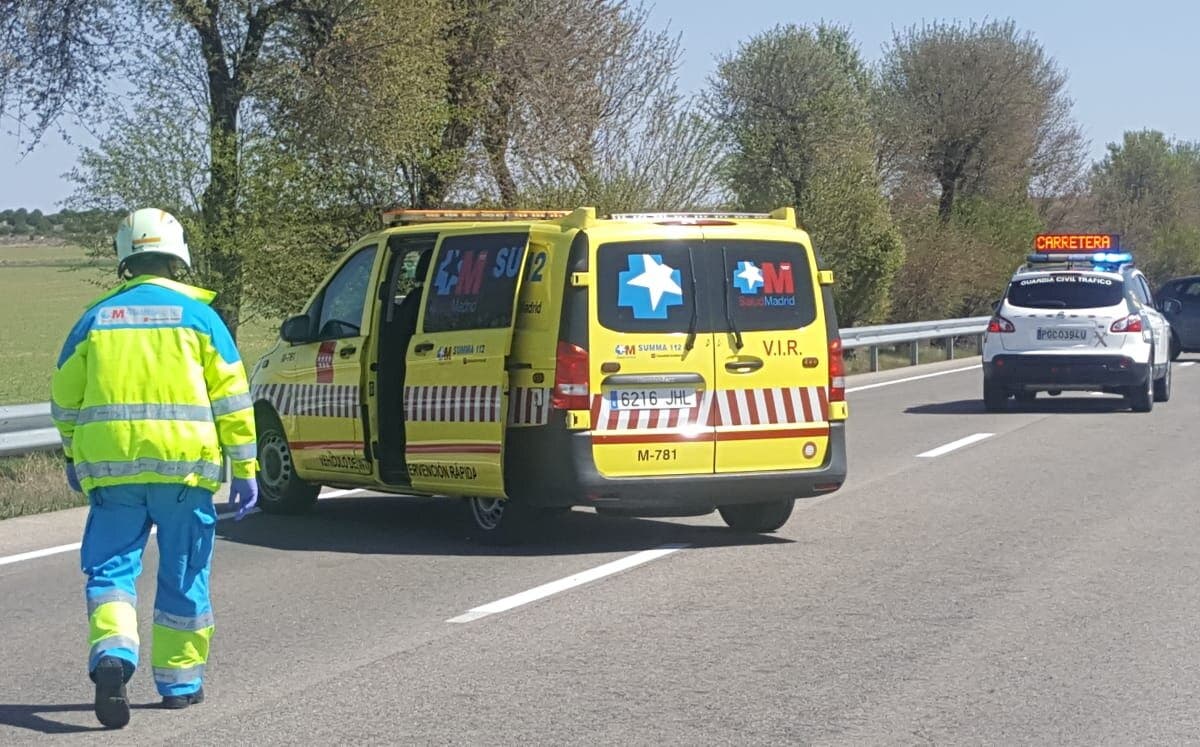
[1,0,1195,212]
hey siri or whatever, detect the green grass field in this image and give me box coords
[0,241,281,404]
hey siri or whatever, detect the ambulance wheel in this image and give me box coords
[718,499,794,533]
[467,497,538,545]
[255,413,320,514]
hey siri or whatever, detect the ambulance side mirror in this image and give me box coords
[818,269,835,286]
[280,314,314,344]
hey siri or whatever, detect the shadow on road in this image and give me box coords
[217,494,793,557]
[0,700,184,735]
[905,396,1130,415]
[0,704,101,735]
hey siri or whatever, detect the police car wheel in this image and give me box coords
[255,417,320,514]
[982,380,1008,412]
[718,499,794,533]
[1126,368,1154,413]
[1153,360,1172,403]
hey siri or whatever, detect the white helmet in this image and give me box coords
[114,208,191,269]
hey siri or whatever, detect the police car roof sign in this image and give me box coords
[1034,233,1120,253]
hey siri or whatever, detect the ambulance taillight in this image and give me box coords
[552,341,590,410]
[828,337,845,403]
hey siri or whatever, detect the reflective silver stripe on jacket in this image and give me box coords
[154,664,205,684]
[222,443,257,461]
[91,635,139,658]
[51,402,79,422]
[210,392,253,416]
[88,589,137,616]
[75,459,223,483]
[76,403,215,425]
[154,609,215,631]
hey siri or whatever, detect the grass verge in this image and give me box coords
[0,452,88,520]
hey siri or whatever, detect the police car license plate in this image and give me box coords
[608,388,696,410]
[1037,327,1089,341]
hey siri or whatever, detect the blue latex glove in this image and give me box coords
[229,477,258,520]
[64,461,81,493]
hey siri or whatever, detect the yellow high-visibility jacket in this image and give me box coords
[51,276,257,494]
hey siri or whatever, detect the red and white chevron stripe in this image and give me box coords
[252,383,359,419]
[508,387,550,426]
[403,385,502,423]
[590,386,828,431]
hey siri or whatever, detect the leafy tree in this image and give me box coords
[1,0,448,336]
[876,19,1087,221]
[706,23,904,325]
[1090,130,1200,282]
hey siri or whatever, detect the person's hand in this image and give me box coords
[65,461,81,493]
[229,477,258,521]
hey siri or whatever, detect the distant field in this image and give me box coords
[0,242,281,404]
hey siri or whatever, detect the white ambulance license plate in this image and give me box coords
[1037,327,1088,341]
[608,388,696,410]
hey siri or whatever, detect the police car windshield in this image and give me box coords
[1007,273,1125,309]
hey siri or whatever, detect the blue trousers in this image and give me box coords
[81,484,217,697]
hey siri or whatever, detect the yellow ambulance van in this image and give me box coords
[249,207,848,541]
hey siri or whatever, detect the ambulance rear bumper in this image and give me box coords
[507,422,847,516]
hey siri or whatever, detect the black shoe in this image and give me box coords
[92,656,131,729]
[161,688,204,709]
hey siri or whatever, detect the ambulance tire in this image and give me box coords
[718,499,795,533]
[466,497,541,546]
[255,411,320,514]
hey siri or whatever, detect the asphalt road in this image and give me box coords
[3,356,1200,744]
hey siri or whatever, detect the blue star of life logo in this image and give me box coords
[733,260,764,295]
[617,253,684,319]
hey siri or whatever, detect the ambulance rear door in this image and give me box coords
[403,229,531,497]
[709,237,830,472]
[589,239,718,477]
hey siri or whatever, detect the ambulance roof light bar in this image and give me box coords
[607,207,797,224]
[609,211,770,221]
[382,208,573,226]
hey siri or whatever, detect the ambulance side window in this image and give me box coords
[315,245,378,340]
[422,232,528,332]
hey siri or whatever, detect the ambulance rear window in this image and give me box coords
[596,239,817,333]
[597,241,701,333]
[720,240,816,332]
[1007,274,1125,309]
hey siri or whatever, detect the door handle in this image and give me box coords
[339,345,357,358]
[725,357,764,373]
[414,342,434,354]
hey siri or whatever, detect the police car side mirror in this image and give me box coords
[280,314,314,344]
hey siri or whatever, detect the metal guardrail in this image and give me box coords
[840,316,990,371]
[0,316,990,457]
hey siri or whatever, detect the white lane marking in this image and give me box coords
[846,364,981,393]
[447,544,688,623]
[916,432,994,458]
[0,488,365,567]
[1181,362,1196,368]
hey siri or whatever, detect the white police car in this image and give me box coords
[982,244,1172,412]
